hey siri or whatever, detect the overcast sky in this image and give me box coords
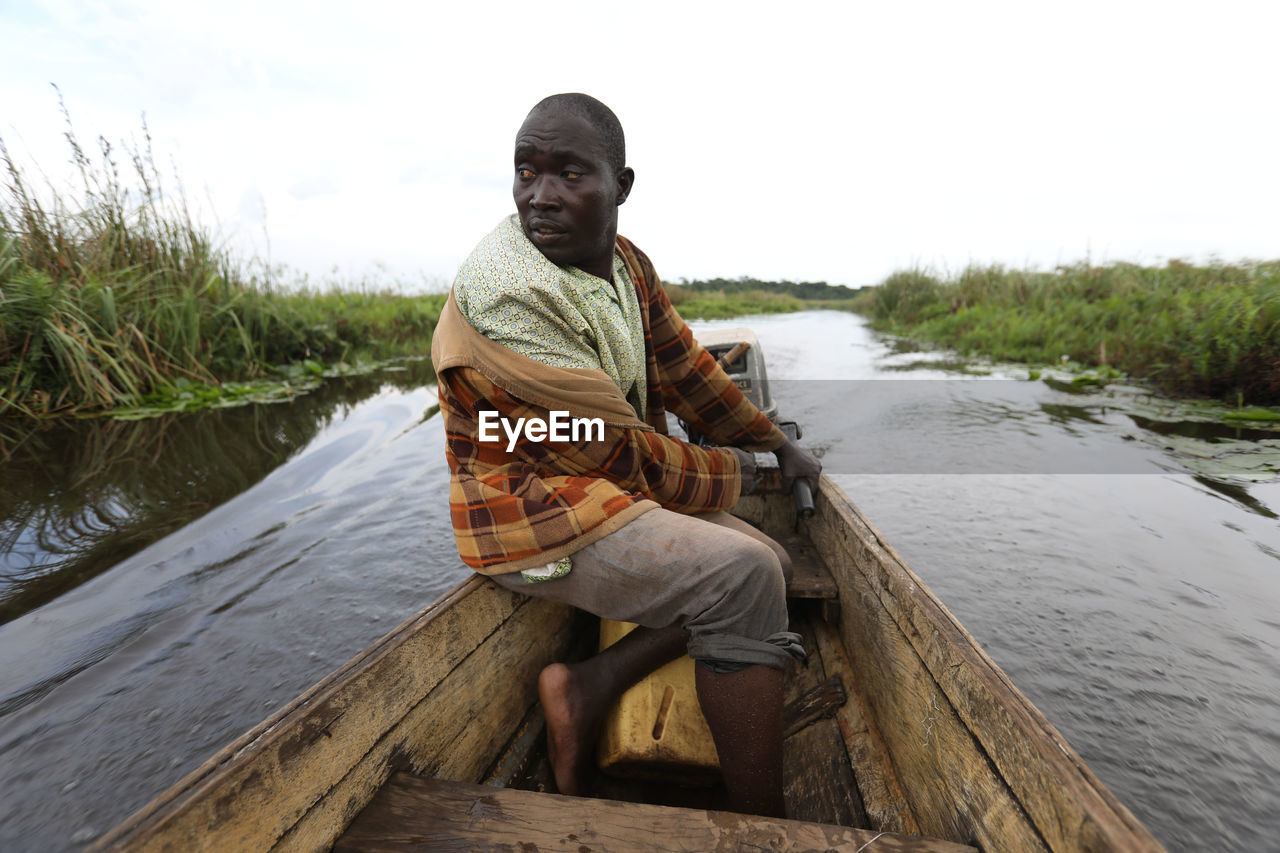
[2,1,1277,290]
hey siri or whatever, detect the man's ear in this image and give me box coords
[616,167,635,206]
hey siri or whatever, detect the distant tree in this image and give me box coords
[673,276,866,300]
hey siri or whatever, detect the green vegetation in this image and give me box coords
[668,286,807,319]
[855,261,1280,404]
[675,275,864,301]
[667,276,863,320]
[0,106,443,419]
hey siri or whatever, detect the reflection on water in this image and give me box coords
[1039,401,1110,426]
[0,359,437,625]
[1190,475,1279,520]
[0,311,1277,852]
[1128,412,1279,443]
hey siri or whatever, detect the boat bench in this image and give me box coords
[782,533,841,622]
[334,773,978,853]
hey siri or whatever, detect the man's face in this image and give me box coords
[513,109,632,279]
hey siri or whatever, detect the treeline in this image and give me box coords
[0,113,441,418]
[856,261,1280,404]
[673,276,865,300]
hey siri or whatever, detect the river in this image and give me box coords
[1,311,1276,851]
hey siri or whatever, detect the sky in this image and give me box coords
[2,0,1277,291]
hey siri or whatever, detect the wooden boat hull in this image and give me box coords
[92,474,1165,852]
[798,480,1161,851]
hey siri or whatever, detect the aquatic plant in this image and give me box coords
[0,97,443,418]
[860,260,1280,404]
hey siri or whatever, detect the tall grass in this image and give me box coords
[858,261,1280,403]
[0,102,442,417]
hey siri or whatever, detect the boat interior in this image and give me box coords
[92,475,1162,852]
[332,506,975,852]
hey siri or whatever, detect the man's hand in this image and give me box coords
[728,447,757,495]
[774,439,821,495]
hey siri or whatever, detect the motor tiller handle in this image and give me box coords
[792,477,815,519]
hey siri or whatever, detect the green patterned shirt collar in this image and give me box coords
[454,215,648,419]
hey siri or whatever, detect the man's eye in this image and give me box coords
[563,171,582,180]
[517,168,535,179]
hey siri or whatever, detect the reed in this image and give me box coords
[859,260,1280,403]
[0,103,442,418]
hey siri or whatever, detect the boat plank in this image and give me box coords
[781,609,867,828]
[808,499,1048,851]
[334,774,977,853]
[782,535,839,600]
[784,716,868,829]
[783,674,846,738]
[808,479,1165,852]
[91,578,570,853]
[273,589,576,851]
[729,483,796,541]
[481,704,547,788]
[809,618,921,837]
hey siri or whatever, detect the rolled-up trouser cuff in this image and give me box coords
[691,630,807,672]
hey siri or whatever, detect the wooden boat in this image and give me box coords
[90,464,1166,852]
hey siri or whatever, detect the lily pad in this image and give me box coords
[1222,407,1280,422]
[1145,435,1280,483]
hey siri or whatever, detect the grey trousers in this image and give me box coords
[489,509,804,670]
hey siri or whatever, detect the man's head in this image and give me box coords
[513,94,634,281]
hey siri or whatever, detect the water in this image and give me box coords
[1,311,1277,851]
[0,362,468,849]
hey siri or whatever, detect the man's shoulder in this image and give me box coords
[456,215,524,285]
[455,215,569,315]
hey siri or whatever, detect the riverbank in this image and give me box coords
[853,261,1280,405]
[0,120,444,421]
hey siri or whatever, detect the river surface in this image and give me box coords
[1,311,1277,851]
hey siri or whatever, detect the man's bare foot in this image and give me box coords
[537,627,687,796]
[538,662,600,796]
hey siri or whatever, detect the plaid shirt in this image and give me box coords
[432,235,786,574]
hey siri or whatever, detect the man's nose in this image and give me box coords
[530,178,560,209]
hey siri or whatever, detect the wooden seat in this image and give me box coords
[782,534,839,600]
[334,774,978,853]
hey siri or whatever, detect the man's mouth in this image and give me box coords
[527,219,569,248]
[527,218,566,237]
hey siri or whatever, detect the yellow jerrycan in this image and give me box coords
[595,620,721,784]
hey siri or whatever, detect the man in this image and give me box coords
[430,93,821,818]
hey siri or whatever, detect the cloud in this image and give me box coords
[288,176,336,201]
[236,186,266,224]
[3,0,1278,285]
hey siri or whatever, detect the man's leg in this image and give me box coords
[487,509,797,811]
[538,624,686,796]
[696,664,786,817]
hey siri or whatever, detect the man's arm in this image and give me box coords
[618,238,786,452]
[617,240,821,492]
[444,365,749,515]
